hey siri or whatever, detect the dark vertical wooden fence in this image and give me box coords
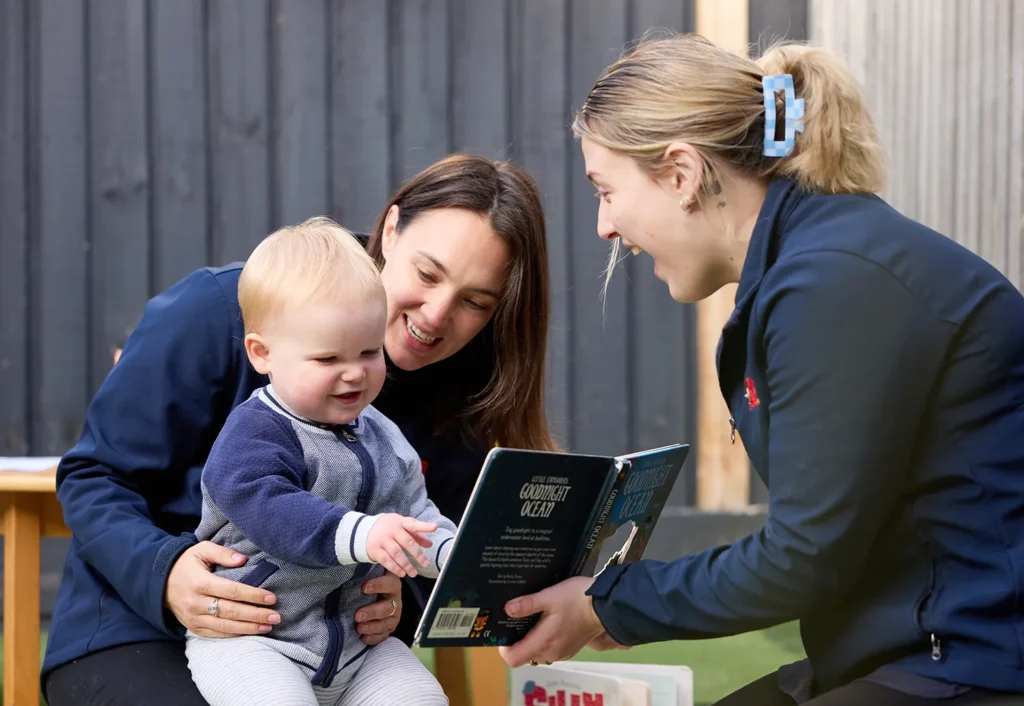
[1,0,806,503]
[0,0,808,619]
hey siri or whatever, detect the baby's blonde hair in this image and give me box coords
[238,216,384,335]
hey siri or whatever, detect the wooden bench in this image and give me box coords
[0,462,508,705]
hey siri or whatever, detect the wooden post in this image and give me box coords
[468,648,509,705]
[2,492,42,706]
[694,0,752,510]
[435,647,508,706]
[435,648,470,706]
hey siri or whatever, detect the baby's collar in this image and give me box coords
[259,385,361,432]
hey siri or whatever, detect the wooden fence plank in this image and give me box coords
[888,0,905,209]
[209,0,271,264]
[1010,0,1024,289]
[749,0,807,51]
[88,0,151,391]
[452,0,509,158]
[902,0,920,216]
[391,0,451,184]
[568,0,630,457]
[273,0,329,227]
[516,0,571,448]
[933,0,958,239]
[330,0,391,233]
[844,0,867,84]
[0,0,29,455]
[957,0,983,254]
[914,0,934,225]
[990,0,1012,277]
[628,0,698,503]
[32,0,90,454]
[878,0,897,197]
[694,0,750,509]
[978,0,998,266]
[151,0,209,292]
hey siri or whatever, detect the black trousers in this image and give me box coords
[44,640,208,706]
[45,582,423,705]
[714,672,1024,706]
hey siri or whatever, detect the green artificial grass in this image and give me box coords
[13,623,805,706]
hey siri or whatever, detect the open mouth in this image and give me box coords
[404,315,441,347]
[333,392,361,404]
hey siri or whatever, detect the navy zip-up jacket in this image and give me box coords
[42,263,488,682]
[587,179,1024,693]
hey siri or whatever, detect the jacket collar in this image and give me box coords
[726,177,803,327]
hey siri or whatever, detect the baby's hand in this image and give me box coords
[366,514,437,577]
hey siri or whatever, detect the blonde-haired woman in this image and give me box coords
[499,34,1024,706]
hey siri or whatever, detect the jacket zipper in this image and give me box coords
[313,585,346,687]
[913,553,942,661]
[729,417,737,444]
[312,424,376,686]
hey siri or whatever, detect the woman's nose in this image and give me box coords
[422,293,455,328]
[597,202,618,241]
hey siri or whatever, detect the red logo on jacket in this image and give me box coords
[744,377,760,409]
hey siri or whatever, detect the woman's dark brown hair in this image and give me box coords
[367,154,557,452]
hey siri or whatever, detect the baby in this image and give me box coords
[185,217,453,705]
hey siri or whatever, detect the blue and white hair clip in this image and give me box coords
[762,74,804,157]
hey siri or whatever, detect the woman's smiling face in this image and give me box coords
[582,136,734,303]
[379,206,510,371]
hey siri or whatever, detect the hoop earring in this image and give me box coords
[680,195,697,212]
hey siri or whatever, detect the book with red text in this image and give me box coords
[412,444,689,648]
[512,664,651,706]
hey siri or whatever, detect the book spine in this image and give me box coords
[569,459,628,577]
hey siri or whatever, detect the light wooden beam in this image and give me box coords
[694,0,752,509]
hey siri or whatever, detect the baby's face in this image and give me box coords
[260,297,388,425]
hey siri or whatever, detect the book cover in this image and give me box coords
[576,445,690,577]
[412,444,689,648]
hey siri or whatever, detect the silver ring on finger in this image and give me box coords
[207,598,220,618]
[388,599,397,618]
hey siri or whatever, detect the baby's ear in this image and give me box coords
[244,333,272,375]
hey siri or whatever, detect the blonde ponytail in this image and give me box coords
[756,43,887,193]
[572,33,888,195]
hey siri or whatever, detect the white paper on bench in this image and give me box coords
[0,457,62,472]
